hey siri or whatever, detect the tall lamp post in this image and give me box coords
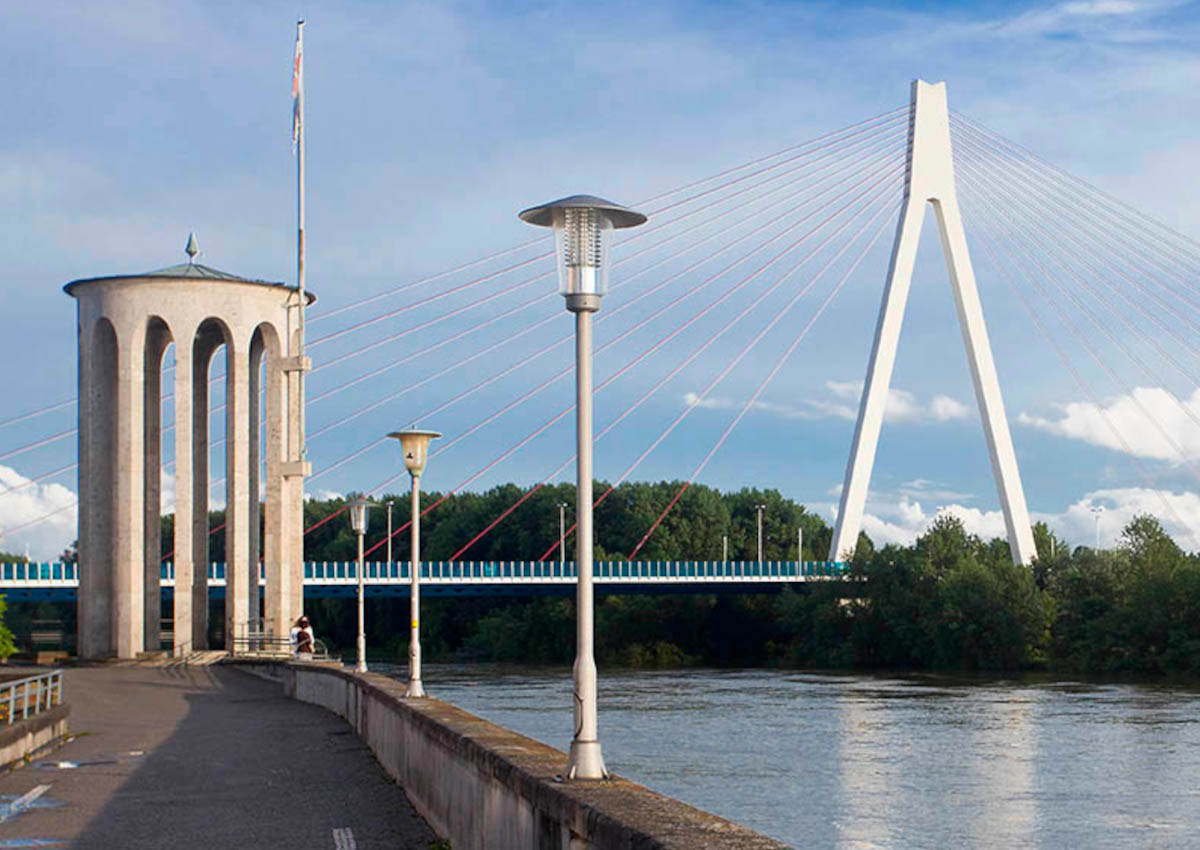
[559,502,569,570]
[520,194,647,780]
[756,504,767,566]
[386,500,394,568]
[1091,505,1104,550]
[348,495,374,674]
[387,427,441,698]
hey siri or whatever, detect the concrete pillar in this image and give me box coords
[248,334,264,633]
[77,318,116,659]
[224,338,251,651]
[172,326,195,655]
[263,331,288,639]
[113,320,147,659]
[142,321,170,651]
[192,329,222,650]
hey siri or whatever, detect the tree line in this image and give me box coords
[8,480,1200,674]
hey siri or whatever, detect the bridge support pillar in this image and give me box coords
[829,80,1037,566]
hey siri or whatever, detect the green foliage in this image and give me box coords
[164,483,1200,676]
[0,596,18,659]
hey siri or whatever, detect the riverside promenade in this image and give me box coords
[0,665,437,848]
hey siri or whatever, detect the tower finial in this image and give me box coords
[185,232,198,262]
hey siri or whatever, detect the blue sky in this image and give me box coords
[4,0,1200,558]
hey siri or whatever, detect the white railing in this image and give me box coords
[0,560,849,590]
[0,669,63,724]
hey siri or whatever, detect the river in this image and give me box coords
[387,665,1200,848]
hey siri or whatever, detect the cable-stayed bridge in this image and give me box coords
[4,80,1200,657]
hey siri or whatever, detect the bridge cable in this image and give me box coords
[454,184,903,561]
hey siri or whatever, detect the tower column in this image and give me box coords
[77,318,116,659]
[171,323,196,655]
[113,319,147,658]
[143,322,170,651]
[224,338,252,651]
[263,337,288,639]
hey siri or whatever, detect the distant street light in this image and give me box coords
[756,504,767,566]
[386,500,394,567]
[722,534,728,566]
[559,502,569,571]
[797,525,803,563]
[348,495,374,674]
[388,427,442,698]
[1091,505,1105,550]
[520,193,646,781]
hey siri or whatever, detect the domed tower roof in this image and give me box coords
[64,234,316,304]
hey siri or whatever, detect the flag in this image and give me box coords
[292,21,304,149]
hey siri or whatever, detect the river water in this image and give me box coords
[389,665,1200,848]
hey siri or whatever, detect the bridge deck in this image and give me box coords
[0,665,435,848]
[0,560,849,601]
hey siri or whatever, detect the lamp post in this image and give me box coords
[559,502,569,571]
[387,427,442,698]
[756,504,767,567]
[520,194,646,780]
[386,500,394,567]
[722,534,728,567]
[798,525,803,562]
[348,495,373,674]
[1091,505,1104,550]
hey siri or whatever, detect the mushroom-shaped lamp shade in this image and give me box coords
[388,429,443,477]
[348,495,373,536]
[518,195,647,298]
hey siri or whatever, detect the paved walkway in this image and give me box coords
[0,665,437,848]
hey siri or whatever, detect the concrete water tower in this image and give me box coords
[65,237,313,659]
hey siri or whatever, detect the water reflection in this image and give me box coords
[412,665,1200,848]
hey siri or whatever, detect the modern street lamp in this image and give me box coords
[348,495,374,674]
[756,504,767,566]
[386,500,394,567]
[520,194,646,780]
[1091,505,1105,550]
[797,525,803,562]
[559,502,569,571]
[722,534,728,566]
[387,427,442,698]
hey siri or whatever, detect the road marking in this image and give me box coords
[0,784,51,823]
[332,827,356,850]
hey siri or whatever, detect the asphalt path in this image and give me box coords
[0,665,438,848]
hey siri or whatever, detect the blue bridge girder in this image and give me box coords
[0,560,850,601]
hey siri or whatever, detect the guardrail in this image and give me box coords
[2,559,849,587]
[230,635,331,662]
[0,670,64,724]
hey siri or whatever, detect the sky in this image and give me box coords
[4,0,1200,559]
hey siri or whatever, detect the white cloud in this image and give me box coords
[820,381,971,424]
[683,384,972,425]
[1019,387,1200,462]
[0,465,77,561]
[825,484,1200,551]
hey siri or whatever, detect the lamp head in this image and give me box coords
[387,428,442,478]
[348,495,373,536]
[518,194,646,309]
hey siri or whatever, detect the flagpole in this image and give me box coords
[295,19,307,461]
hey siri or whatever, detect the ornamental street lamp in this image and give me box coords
[387,427,442,698]
[756,504,767,567]
[559,502,569,570]
[386,500,394,567]
[1091,505,1104,550]
[348,495,374,674]
[520,194,647,780]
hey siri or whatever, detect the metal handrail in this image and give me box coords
[231,634,331,661]
[0,670,64,724]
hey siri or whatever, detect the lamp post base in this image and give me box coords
[405,680,426,698]
[566,740,608,780]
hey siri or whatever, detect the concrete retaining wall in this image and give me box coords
[0,704,69,773]
[237,662,785,850]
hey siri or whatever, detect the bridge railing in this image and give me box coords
[1,560,849,588]
[0,669,64,724]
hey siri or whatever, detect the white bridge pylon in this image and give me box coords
[829,80,1038,565]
